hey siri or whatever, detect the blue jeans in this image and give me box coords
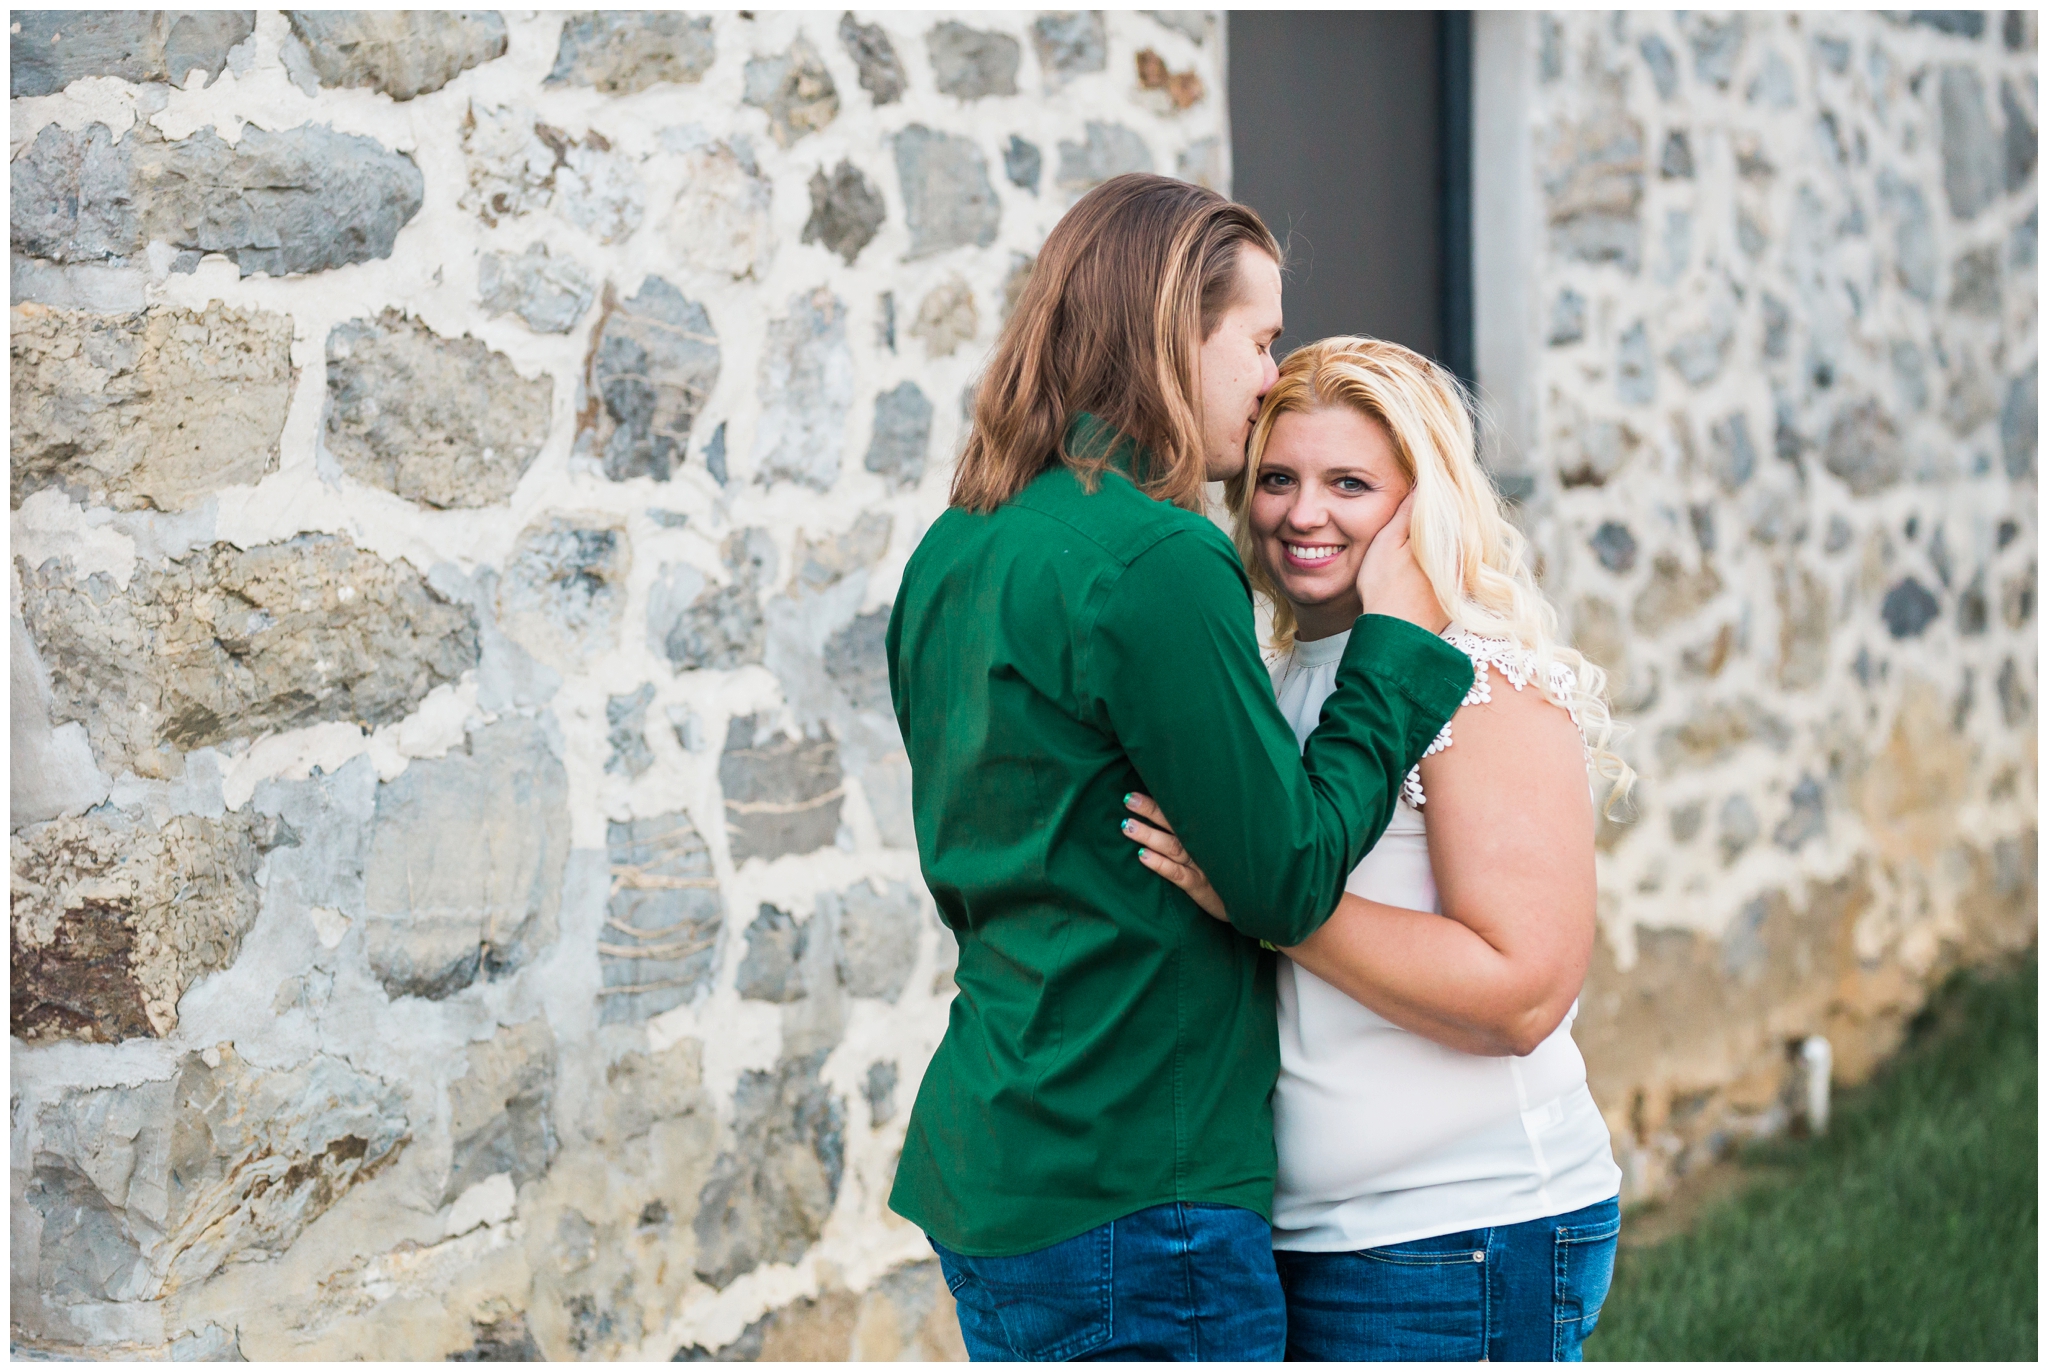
[931,1202,1287,1361]
[1274,1196,1621,1362]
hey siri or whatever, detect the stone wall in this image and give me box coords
[1480,11,2037,1199]
[9,10,1226,1359]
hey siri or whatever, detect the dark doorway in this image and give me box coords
[1227,11,1472,380]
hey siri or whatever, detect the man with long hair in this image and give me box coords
[885,173,1474,1360]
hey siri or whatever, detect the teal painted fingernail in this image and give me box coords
[1123,792,1135,805]
[1120,818,1132,832]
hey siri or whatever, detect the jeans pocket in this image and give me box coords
[1551,1199,1621,1360]
[939,1225,1115,1362]
[1358,1228,1491,1268]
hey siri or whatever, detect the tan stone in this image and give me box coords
[11,301,295,512]
[1631,552,1724,632]
[910,277,979,358]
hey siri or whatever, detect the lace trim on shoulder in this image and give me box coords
[1403,630,1582,809]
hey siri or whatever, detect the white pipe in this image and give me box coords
[1800,1035,1833,1135]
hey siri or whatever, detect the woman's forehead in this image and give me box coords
[1259,404,1395,472]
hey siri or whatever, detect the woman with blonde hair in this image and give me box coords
[1122,336,1634,1361]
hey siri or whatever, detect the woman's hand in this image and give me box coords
[1120,793,1229,922]
[1355,492,1448,633]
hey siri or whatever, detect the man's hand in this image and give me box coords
[1121,793,1228,922]
[1356,493,1449,632]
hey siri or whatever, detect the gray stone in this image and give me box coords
[692,1050,844,1289]
[910,277,978,357]
[442,1019,558,1204]
[1668,318,1733,388]
[585,277,721,482]
[1057,120,1156,195]
[498,517,629,666]
[323,310,551,509]
[1538,17,1564,82]
[546,12,714,93]
[606,683,656,778]
[664,137,774,282]
[1557,421,1634,488]
[825,610,892,717]
[1942,345,2000,435]
[284,11,506,101]
[738,905,807,1003]
[11,809,266,1043]
[453,1315,542,1362]
[838,12,906,105]
[754,288,854,491]
[1669,801,1705,842]
[1146,11,1212,45]
[1633,553,1724,633]
[1997,656,2031,724]
[743,38,839,148]
[1005,134,1043,191]
[1957,568,1990,634]
[1687,14,1745,89]
[1617,321,1655,405]
[825,879,922,1002]
[1177,137,1223,190]
[2006,10,2032,47]
[655,528,775,672]
[928,21,1019,99]
[161,1046,409,1289]
[1736,209,1768,259]
[16,534,478,778]
[1776,563,1830,688]
[1878,170,1936,301]
[362,717,570,1000]
[10,11,254,97]
[801,161,886,265]
[459,106,643,243]
[1940,65,2002,219]
[720,715,845,863]
[894,125,1001,259]
[1773,775,1827,851]
[864,1061,898,1126]
[479,241,595,334]
[1590,521,1638,573]
[1032,12,1107,88]
[600,812,725,1023]
[1762,294,1791,358]
[865,382,933,490]
[792,512,891,590]
[1639,33,1678,99]
[1949,244,2003,314]
[1904,11,1987,36]
[2011,208,2037,268]
[1814,34,1851,72]
[2001,367,2036,480]
[705,421,730,485]
[1658,130,1694,179]
[1823,399,1906,495]
[1689,502,1718,555]
[11,300,294,513]
[1543,101,1643,269]
[2004,78,2037,190]
[1548,289,1586,345]
[1880,577,1942,638]
[1891,340,1929,412]
[1708,412,1757,492]
[12,121,423,277]
[1747,48,1796,107]
[1717,793,1759,863]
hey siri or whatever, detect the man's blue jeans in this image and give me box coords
[930,1202,1287,1361]
[1273,1195,1622,1361]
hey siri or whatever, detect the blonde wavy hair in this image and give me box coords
[1222,336,1636,813]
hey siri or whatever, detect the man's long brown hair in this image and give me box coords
[950,173,1281,514]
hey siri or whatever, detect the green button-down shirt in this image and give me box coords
[885,419,1474,1256]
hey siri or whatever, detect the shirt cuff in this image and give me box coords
[1339,615,1477,726]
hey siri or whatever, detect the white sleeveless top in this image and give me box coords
[1269,626,1622,1252]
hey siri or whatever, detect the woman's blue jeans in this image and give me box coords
[930,1202,1287,1361]
[1273,1195,1622,1362]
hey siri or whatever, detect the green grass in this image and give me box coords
[1589,953,2038,1361]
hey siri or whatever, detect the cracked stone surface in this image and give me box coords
[12,121,424,278]
[323,310,552,509]
[11,11,254,97]
[600,812,725,1023]
[546,11,714,93]
[11,301,295,512]
[16,534,479,778]
[283,11,507,101]
[583,277,722,481]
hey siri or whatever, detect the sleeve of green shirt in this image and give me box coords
[1085,526,1474,947]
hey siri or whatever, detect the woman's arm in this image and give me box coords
[1125,674,1596,1057]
